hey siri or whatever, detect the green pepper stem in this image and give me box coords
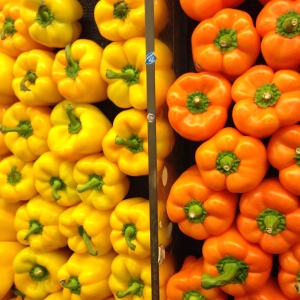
[60,276,81,295]
[113,1,130,20]
[294,148,300,166]
[214,28,238,54]
[30,264,48,281]
[24,220,43,241]
[216,151,240,176]
[0,120,33,138]
[66,104,82,134]
[65,43,80,79]
[20,70,37,92]
[264,215,280,234]
[183,290,205,300]
[106,64,139,86]
[115,134,143,154]
[186,92,210,114]
[1,17,16,40]
[77,175,103,193]
[78,226,98,256]
[12,287,26,298]
[122,223,137,251]
[183,200,207,223]
[256,208,286,235]
[7,165,22,186]
[50,178,64,200]
[295,282,300,294]
[36,1,54,27]
[116,279,144,298]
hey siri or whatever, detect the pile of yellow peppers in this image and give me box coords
[0,0,176,299]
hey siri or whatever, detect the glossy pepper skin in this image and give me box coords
[51,39,108,104]
[0,0,50,58]
[166,255,228,300]
[12,49,64,106]
[73,153,130,210]
[236,178,300,254]
[94,0,169,41]
[33,151,81,207]
[166,165,238,240]
[47,99,112,162]
[0,154,37,203]
[19,0,83,48]
[201,225,273,297]
[102,108,175,176]
[191,8,260,82]
[14,246,71,300]
[100,37,175,110]
[14,194,68,251]
[278,242,300,299]
[231,64,300,139]
[58,202,113,256]
[267,124,300,196]
[256,0,300,71]
[0,102,52,162]
[0,52,18,104]
[195,127,269,193]
[0,105,11,156]
[109,252,175,300]
[166,71,232,142]
[179,0,245,21]
[57,250,117,300]
[0,241,25,299]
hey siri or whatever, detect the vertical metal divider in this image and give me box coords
[145,0,160,299]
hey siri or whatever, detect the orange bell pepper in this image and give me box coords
[166,71,232,142]
[191,8,260,81]
[195,127,269,193]
[231,64,300,139]
[236,177,300,254]
[278,242,300,299]
[166,164,238,240]
[256,0,300,71]
[166,255,228,300]
[267,124,300,196]
[201,225,273,297]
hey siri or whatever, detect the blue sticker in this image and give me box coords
[145,52,157,65]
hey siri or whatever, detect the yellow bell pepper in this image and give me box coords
[0,52,18,105]
[0,0,51,58]
[102,108,175,176]
[14,194,68,251]
[13,246,71,299]
[58,202,113,256]
[0,241,25,299]
[0,105,11,156]
[0,102,52,162]
[33,151,81,207]
[19,0,83,48]
[0,155,37,203]
[73,153,130,210]
[100,37,175,110]
[109,252,175,299]
[12,49,64,106]
[44,291,64,300]
[110,197,172,258]
[51,39,108,104]
[57,250,117,300]
[47,100,112,161]
[94,0,169,42]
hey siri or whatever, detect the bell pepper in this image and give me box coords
[33,151,81,207]
[231,64,300,139]
[234,276,289,300]
[0,199,23,241]
[94,0,169,41]
[0,154,37,203]
[57,250,117,300]
[58,202,113,256]
[236,177,300,254]
[109,252,175,299]
[166,164,238,240]
[100,37,175,110]
[0,102,52,162]
[1,289,14,300]
[0,105,10,156]
[0,52,18,105]
[179,0,245,21]
[44,291,64,300]
[47,99,112,162]
[201,225,273,297]
[0,0,51,59]
[191,8,261,81]
[166,71,232,142]
[278,242,300,299]
[256,0,300,71]
[73,153,130,211]
[19,0,83,48]
[8,289,33,300]
[166,255,228,300]
[267,124,300,196]
[14,194,68,252]
[14,246,71,300]
[51,39,108,104]
[0,241,25,299]
[109,197,172,258]
[102,108,175,176]
[195,126,269,193]
[12,49,64,106]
